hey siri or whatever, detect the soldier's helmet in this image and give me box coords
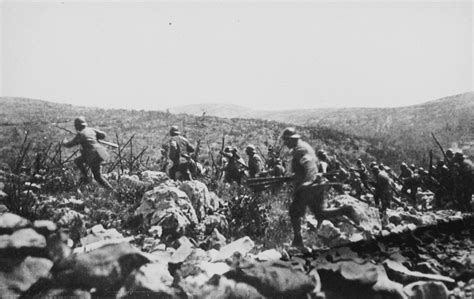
[74,116,87,130]
[400,162,408,170]
[356,159,363,165]
[316,150,326,159]
[281,127,300,140]
[245,144,256,155]
[369,161,377,168]
[371,166,380,174]
[169,126,180,136]
[409,164,416,171]
[446,148,454,158]
[453,151,465,161]
[224,146,231,153]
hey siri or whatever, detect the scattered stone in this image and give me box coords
[80,226,123,247]
[170,236,195,264]
[0,213,30,233]
[116,262,178,298]
[148,225,162,238]
[212,236,255,262]
[33,220,57,236]
[256,249,282,262]
[203,213,228,235]
[53,243,150,294]
[0,257,53,298]
[403,281,449,299]
[384,259,455,285]
[0,204,9,214]
[179,180,214,221]
[224,260,317,298]
[140,171,169,185]
[201,228,227,251]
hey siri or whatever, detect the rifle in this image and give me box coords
[55,125,119,148]
[429,150,433,175]
[431,133,448,161]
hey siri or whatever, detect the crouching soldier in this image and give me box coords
[281,127,359,248]
[168,126,195,181]
[62,117,113,190]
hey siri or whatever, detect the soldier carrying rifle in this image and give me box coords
[167,126,195,181]
[280,127,359,248]
[62,116,114,190]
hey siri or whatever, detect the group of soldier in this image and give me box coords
[63,118,473,248]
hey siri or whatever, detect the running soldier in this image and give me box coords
[62,117,113,190]
[281,127,359,248]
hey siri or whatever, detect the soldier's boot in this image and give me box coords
[290,216,304,248]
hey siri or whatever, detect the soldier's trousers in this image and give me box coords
[289,183,354,245]
[74,156,113,190]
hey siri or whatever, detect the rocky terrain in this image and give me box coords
[1,171,472,298]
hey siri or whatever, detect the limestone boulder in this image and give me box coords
[135,184,198,237]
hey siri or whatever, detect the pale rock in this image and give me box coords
[116,262,177,298]
[170,236,195,264]
[179,180,214,221]
[0,213,30,232]
[384,260,455,285]
[141,171,169,185]
[212,236,255,262]
[0,257,53,297]
[256,249,282,261]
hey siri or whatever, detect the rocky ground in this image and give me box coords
[0,171,473,298]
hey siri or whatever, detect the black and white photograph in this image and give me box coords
[0,0,473,297]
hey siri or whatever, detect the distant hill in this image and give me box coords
[170,93,474,157]
[0,97,411,171]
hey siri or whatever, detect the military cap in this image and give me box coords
[453,151,465,160]
[371,165,380,173]
[281,127,300,139]
[446,148,454,157]
[169,126,180,136]
[74,116,87,128]
[246,144,256,154]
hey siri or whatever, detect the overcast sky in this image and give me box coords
[1,0,472,111]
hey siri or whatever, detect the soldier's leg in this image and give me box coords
[289,189,307,247]
[91,162,113,190]
[74,156,89,183]
[169,164,177,180]
[305,185,360,227]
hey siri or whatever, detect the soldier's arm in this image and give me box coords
[62,134,80,148]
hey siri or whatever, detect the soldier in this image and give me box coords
[246,145,264,178]
[221,147,247,185]
[167,126,195,181]
[399,162,418,205]
[266,145,278,169]
[62,117,113,190]
[316,150,329,173]
[452,152,473,212]
[281,127,359,248]
[371,166,393,213]
[269,158,286,177]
